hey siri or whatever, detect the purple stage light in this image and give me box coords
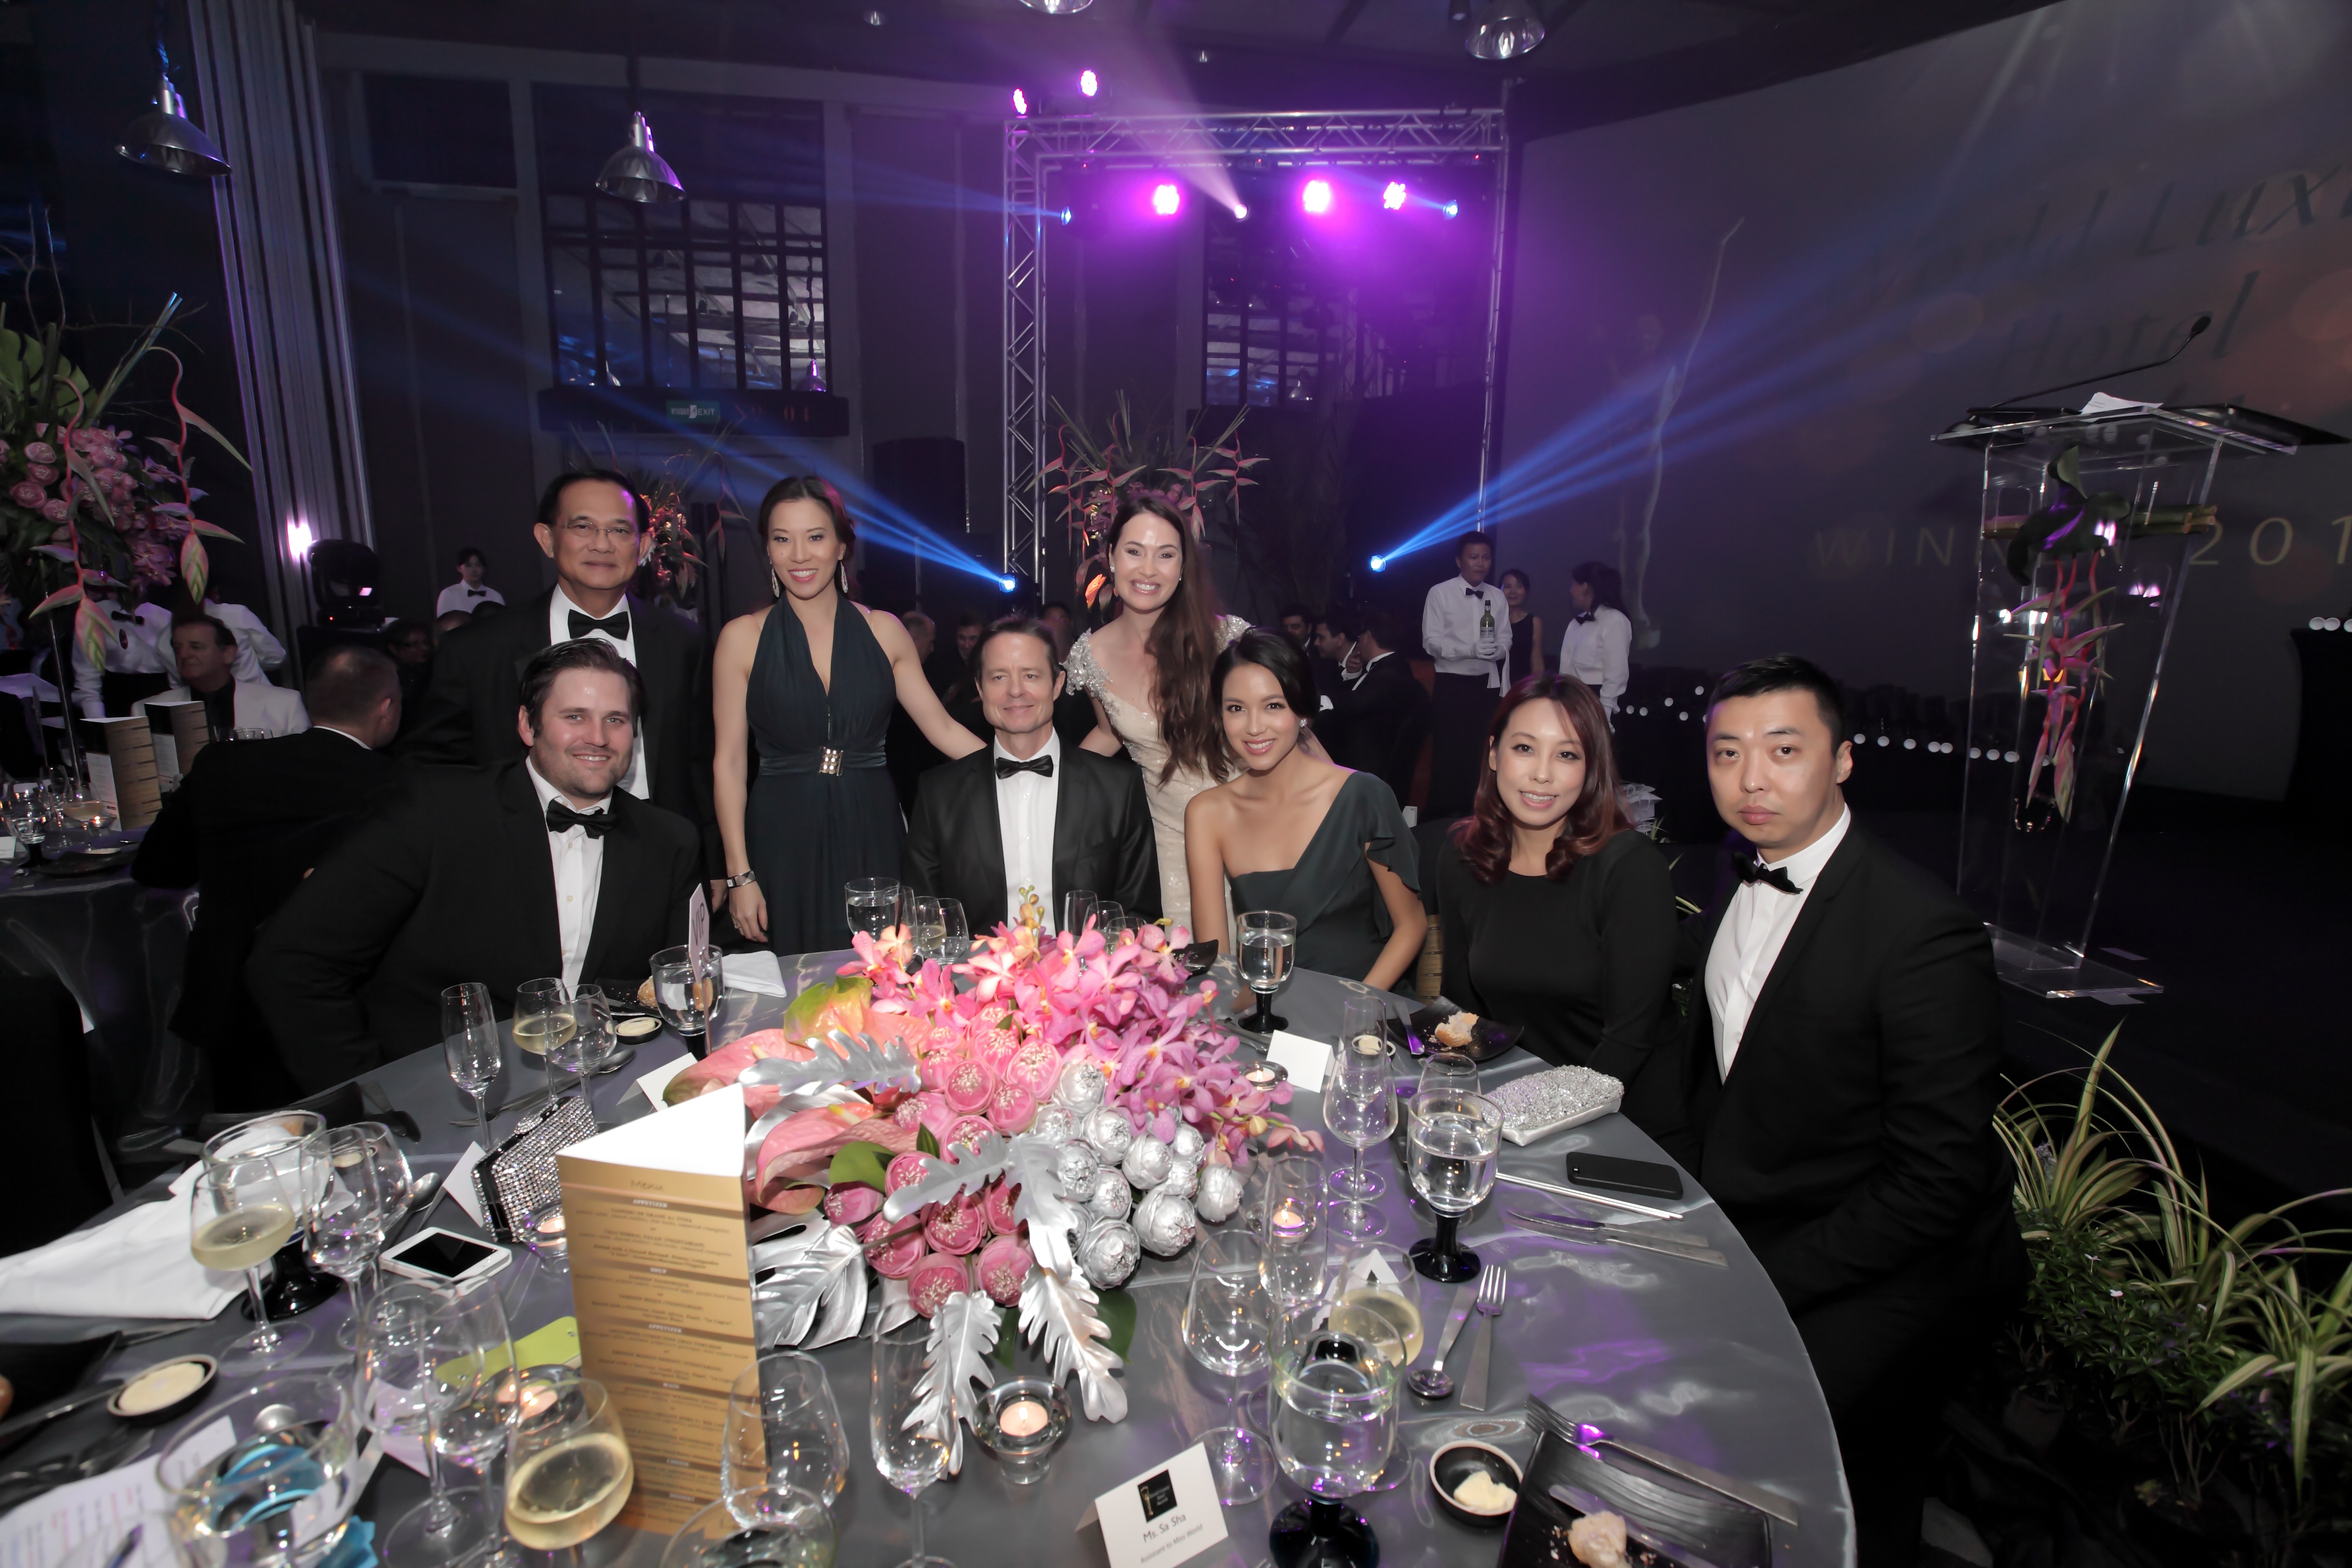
[1301,178,1334,216]
[1079,68,1099,97]
[1012,88,1029,116]
[1381,181,1408,210]
[1230,201,1248,220]
[1150,181,1181,217]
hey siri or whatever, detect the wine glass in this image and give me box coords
[1267,1323,1398,1568]
[513,976,572,1079]
[1323,1029,1397,1242]
[1406,1089,1501,1283]
[443,982,503,1143]
[1418,1051,1480,1096]
[1094,900,1123,936]
[335,1122,415,1349]
[909,897,969,971]
[652,945,717,1039]
[845,877,903,943]
[425,1276,524,1568]
[722,1351,850,1524]
[157,1374,362,1565]
[663,1493,834,1568]
[506,1368,634,1561]
[193,1116,323,1368]
[357,1280,502,1566]
[1059,889,1097,938]
[1237,910,1297,1034]
[1183,1225,1274,1504]
[307,1126,386,1347]
[870,1318,952,1568]
[1259,1157,1329,1312]
[550,985,614,1111]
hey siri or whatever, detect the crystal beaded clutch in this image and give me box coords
[1485,1065,1624,1146]
[473,1093,601,1241]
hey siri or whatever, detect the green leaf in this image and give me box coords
[1096,1287,1137,1359]
[917,1124,941,1159]
[993,1304,1019,1368]
[827,1140,895,1193]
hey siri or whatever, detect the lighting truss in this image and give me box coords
[1001,108,1507,582]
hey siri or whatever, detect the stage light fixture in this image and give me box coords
[1465,0,1545,59]
[1012,88,1029,115]
[1301,178,1334,215]
[1369,554,1386,572]
[1150,182,1181,217]
[1079,68,1099,97]
[1019,0,1095,12]
[1442,200,1460,219]
[1381,181,1408,210]
[999,575,1019,593]
[1231,202,1248,220]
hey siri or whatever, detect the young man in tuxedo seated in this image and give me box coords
[134,644,402,1110]
[136,614,309,739]
[1649,654,2023,1568]
[401,469,718,884]
[250,640,702,1093]
[902,617,1159,934]
[1328,608,1428,811]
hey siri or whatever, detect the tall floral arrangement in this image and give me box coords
[1042,394,1259,611]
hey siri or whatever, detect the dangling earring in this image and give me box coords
[837,560,849,595]
[770,567,781,598]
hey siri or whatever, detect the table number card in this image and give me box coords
[1084,1443,1229,1568]
[1264,1029,1330,1094]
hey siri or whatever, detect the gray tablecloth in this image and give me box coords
[3,956,1852,1567]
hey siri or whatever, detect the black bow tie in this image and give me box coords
[1465,588,1483,598]
[545,799,614,838]
[111,610,137,622]
[467,588,487,597]
[1573,611,1595,624]
[1735,856,1800,894]
[995,754,1054,780]
[568,608,629,641]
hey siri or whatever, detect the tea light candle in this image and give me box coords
[1243,1062,1287,1091]
[1271,1197,1312,1241]
[996,1397,1050,1439]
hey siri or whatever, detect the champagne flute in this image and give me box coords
[427,1276,524,1568]
[191,1142,314,1368]
[506,1368,634,1561]
[1059,889,1097,938]
[512,976,573,1076]
[357,1281,501,1566]
[1237,910,1297,1034]
[1323,1032,1397,1240]
[1183,1225,1274,1504]
[722,1351,850,1524]
[871,1318,952,1568]
[845,877,903,944]
[443,982,502,1143]
[1406,1089,1501,1284]
[308,1126,386,1348]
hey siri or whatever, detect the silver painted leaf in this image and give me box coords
[879,1131,1016,1224]
[750,1221,868,1351]
[740,1028,920,1096]
[906,1289,1000,1475]
[1019,1265,1127,1424]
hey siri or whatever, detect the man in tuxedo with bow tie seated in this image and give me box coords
[250,640,701,1093]
[1649,653,2022,1568]
[402,470,718,880]
[902,617,1158,934]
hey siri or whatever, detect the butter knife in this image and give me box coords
[1509,1210,1728,1267]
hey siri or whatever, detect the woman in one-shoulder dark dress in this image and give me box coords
[1228,771,1420,993]
[714,477,983,954]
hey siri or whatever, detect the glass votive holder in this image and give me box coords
[973,1377,1069,1483]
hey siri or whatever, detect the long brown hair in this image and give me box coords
[1452,674,1631,882]
[1108,497,1226,785]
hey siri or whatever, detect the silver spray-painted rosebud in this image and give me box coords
[1168,1123,1206,1162]
[1132,1190,1199,1258]
[1154,1161,1199,1202]
[1080,1219,1141,1289]
[1053,1057,1108,1116]
[1121,1133,1173,1189]
[1086,1168,1133,1222]
[1194,1163,1244,1223]
[1030,1104,1077,1146]
[1052,1140,1101,1197]
[1083,1107,1136,1165]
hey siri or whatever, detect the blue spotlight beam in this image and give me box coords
[723,447,1010,588]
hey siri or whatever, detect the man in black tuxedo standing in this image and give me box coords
[134,644,402,1109]
[903,618,1158,932]
[1328,608,1428,809]
[1651,654,2022,1568]
[252,640,701,1092]
[402,469,718,878]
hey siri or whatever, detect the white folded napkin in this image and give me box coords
[722,950,788,996]
[0,1166,244,1320]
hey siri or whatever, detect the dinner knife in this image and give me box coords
[1508,1210,1729,1267]
[0,1381,125,1449]
[1495,1169,1684,1222]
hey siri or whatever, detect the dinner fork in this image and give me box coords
[1460,1263,1509,1412]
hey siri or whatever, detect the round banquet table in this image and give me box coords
[0,954,1854,1567]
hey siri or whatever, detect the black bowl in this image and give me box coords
[1173,940,1219,977]
[1431,1439,1523,1528]
[1408,1003,1523,1064]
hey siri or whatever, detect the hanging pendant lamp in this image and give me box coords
[597,110,685,204]
[1465,0,1546,59]
[117,73,230,178]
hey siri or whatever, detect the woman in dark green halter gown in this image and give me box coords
[712,477,984,954]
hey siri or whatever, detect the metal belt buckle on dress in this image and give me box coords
[820,746,843,776]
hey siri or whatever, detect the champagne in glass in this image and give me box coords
[505,1369,634,1553]
[442,983,502,1143]
[512,976,573,1062]
[1237,910,1297,1034]
[1406,1090,1502,1284]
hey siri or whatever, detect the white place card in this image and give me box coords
[446,1142,490,1228]
[1341,1247,1403,1290]
[1264,1029,1329,1094]
[633,1052,694,1111]
[1082,1443,1230,1568]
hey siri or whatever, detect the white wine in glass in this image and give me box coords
[506,1369,633,1556]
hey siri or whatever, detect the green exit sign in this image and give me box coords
[665,399,721,427]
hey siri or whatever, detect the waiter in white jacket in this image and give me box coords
[70,582,175,718]
[1557,560,1633,719]
[1419,531,1509,817]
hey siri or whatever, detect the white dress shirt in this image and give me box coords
[526,757,609,993]
[1420,576,1509,689]
[437,581,506,616]
[71,603,173,719]
[1558,604,1632,714]
[995,730,1061,932]
[549,585,650,799]
[202,600,285,685]
[1705,805,1851,1078]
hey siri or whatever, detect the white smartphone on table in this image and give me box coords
[380,1225,512,1286]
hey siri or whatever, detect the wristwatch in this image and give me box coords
[725,869,759,889]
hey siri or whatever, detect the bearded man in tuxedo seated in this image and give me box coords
[1648,654,2023,1568]
[250,640,701,1093]
[902,617,1158,934]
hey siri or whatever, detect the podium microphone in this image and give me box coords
[1979,312,2212,412]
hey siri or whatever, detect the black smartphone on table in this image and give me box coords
[1565,1153,1684,1200]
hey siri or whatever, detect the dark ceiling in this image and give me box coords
[300,0,2054,133]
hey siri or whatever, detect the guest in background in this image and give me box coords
[1558,560,1632,718]
[1328,607,1428,809]
[1419,531,1508,817]
[134,645,400,1108]
[1650,654,2023,1568]
[714,477,982,954]
[403,469,718,874]
[70,580,173,719]
[1186,630,1422,993]
[137,615,308,739]
[886,609,947,811]
[250,640,701,1090]
[1277,603,1313,647]
[198,596,286,686]
[1308,610,1352,700]
[1039,600,1075,659]
[432,609,472,642]
[1500,567,1544,683]
[901,609,937,665]
[1435,674,1676,1122]
[903,617,1158,932]
[1067,497,1251,931]
[435,544,505,617]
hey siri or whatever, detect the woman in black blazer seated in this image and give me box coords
[1434,673,1679,1130]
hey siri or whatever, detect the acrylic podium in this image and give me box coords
[1931,402,2340,1000]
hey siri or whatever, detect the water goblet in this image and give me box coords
[870,1318,953,1568]
[307,1126,386,1345]
[1183,1225,1274,1504]
[1267,1323,1398,1568]
[426,1276,524,1568]
[550,985,614,1111]
[1406,1089,1501,1283]
[845,876,903,944]
[442,983,502,1142]
[661,1493,835,1568]
[157,1374,361,1566]
[1237,910,1297,1034]
[652,944,720,1039]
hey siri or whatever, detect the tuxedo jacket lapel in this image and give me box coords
[624,593,669,766]
[1731,828,1869,1067]
[578,795,646,982]
[497,764,564,977]
[965,760,1009,919]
